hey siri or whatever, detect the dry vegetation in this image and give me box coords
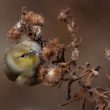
[5,7,110,110]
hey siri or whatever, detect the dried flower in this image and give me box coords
[57,7,71,22]
[38,65,47,81]
[41,38,64,61]
[21,7,44,26]
[7,26,21,41]
[43,66,63,86]
[104,48,110,60]
[67,19,76,33]
[71,48,79,61]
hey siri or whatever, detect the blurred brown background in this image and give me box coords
[0,0,110,110]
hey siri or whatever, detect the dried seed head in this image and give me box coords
[21,7,44,26]
[91,69,99,77]
[7,26,21,42]
[71,48,79,61]
[57,7,71,22]
[29,25,42,41]
[104,48,110,60]
[41,38,64,60]
[67,19,75,33]
[43,66,62,85]
[41,47,54,60]
[38,65,48,81]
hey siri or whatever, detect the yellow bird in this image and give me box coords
[4,40,41,86]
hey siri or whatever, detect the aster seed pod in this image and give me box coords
[43,66,63,86]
